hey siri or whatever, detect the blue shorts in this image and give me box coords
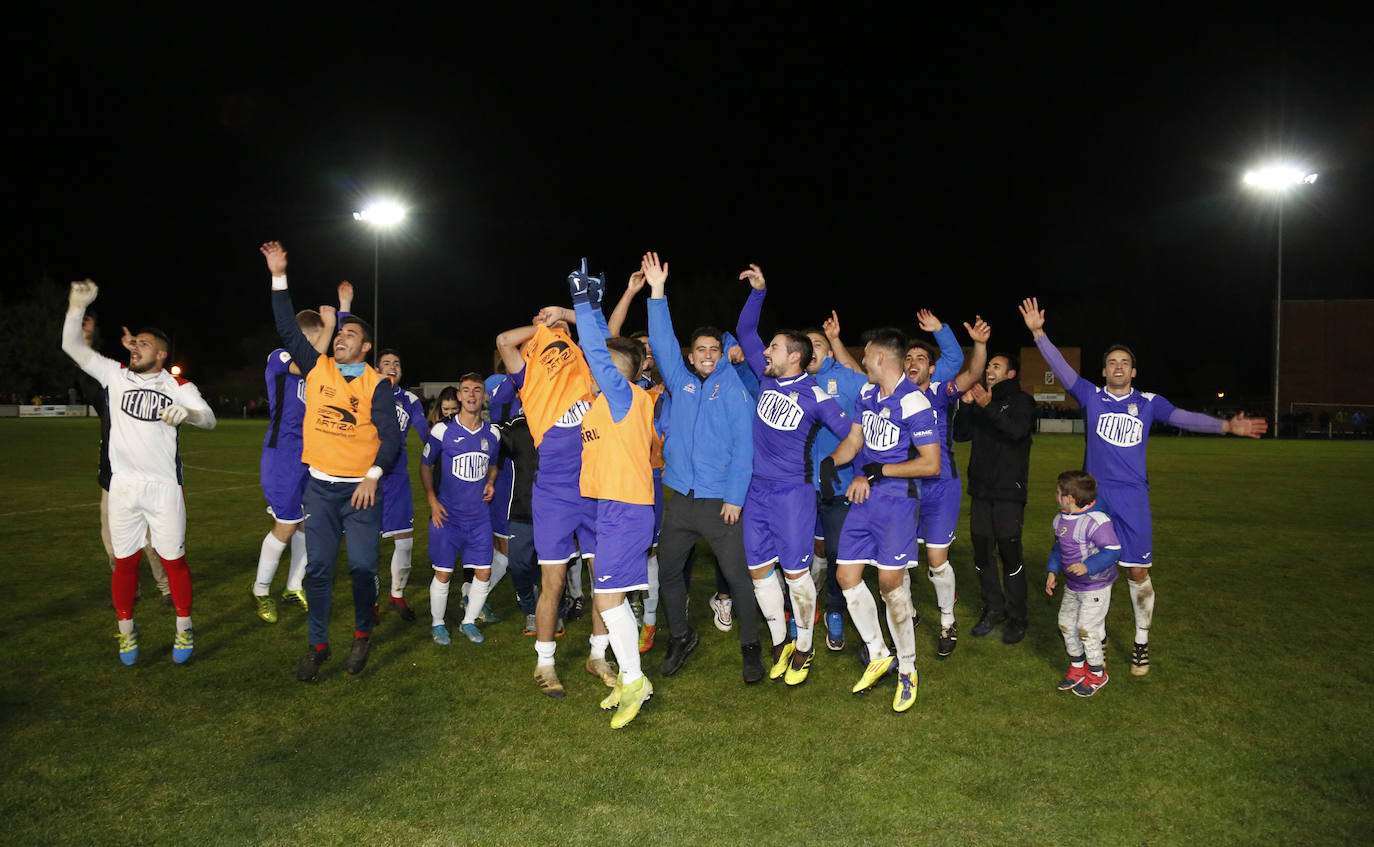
[743,477,817,574]
[531,481,597,565]
[261,448,308,524]
[1096,481,1153,568]
[591,501,653,593]
[488,457,514,539]
[428,510,494,571]
[916,477,961,549]
[380,469,415,537]
[837,495,917,570]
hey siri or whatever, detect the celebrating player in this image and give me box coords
[735,265,859,685]
[61,281,217,666]
[1020,297,1267,676]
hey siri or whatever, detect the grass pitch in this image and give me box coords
[0,419,1370,846]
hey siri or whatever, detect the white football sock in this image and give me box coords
[430,576,450,626]
[462,574,491,626]
[253,532,288,596]
[285,532,306,592]
[489,550,509,595]
[1129,576,1154,644]
[843,582,889,660]
[786,573,818,653]
[752,569,788,646]
[928,563,956,626]
[175,615,192,633]
[881,584,917,674]
[535,640,556,667]
[118,618,135,636]
[589,632,610,661]
[600,601,642,684]
[390,537,413,597]
[643,554,659,626]
[810,555,827,585]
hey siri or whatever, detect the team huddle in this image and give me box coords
[61,245,1266,727]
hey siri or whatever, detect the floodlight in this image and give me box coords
[352,201,406,226]
[1243,166,1319,189]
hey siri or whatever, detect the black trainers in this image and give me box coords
[741,642,765,684]
[1002,618,1027,644]
[936,622,958,658]
[659,628,700,676]
[971,608,1005,637]
[345,635,371,675]
[388,596,416,622]
[1130,642,1150,676]
[296,645,331,681]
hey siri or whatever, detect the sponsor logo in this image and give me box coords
[581,428,600,443]
[862,409,902,451]
[537,339,576,376]
[755,390,804,431]
[682,383,697,394]
[597,574,612,583]
[320,385,336,398]
[450,451,490,482]
[1095,412,1144,447]
[120,388,173,422]
[396,403,411,430]
[893,553,907,562]
[554,399,590,428]
[316,405,358,433]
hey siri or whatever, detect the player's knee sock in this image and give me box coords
[161,556,192,617]
[589,632,609,661]
[643,553,659,626]
[112,553,141,620]
[881,584,917,674]
[285,532,307,592]
[535,639,557,667]
[786,573,818,653]
[430,576,450,626]
[600,600,642,684]
[390,537,413,598]
[462,576,491,626]
[810,555,827,586]
[1128,576,1154,644]
[842,583,888,660]
[254,532,288,596]
[752,570,788,647]
[489,550,508,595]
[928,563,956,626]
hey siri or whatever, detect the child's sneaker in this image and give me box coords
[1057,663,1088,691]
[1072,667,1109,697]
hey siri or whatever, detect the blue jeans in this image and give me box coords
[302,477,382,646]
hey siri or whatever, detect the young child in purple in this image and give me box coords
[829,328,941,713]
[735,267,857,684]
[420,373,500,646]
[1046,469,1122,697]
[1020,297,1267,677]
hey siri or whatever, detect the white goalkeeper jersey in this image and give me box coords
[62,310,215,485]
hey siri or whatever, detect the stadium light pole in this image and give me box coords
[352,200,407,362]
[1243,165,1317,438]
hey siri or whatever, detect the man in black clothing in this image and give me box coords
[952,352,1035,644]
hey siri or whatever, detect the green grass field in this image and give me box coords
[1,419,1371,846]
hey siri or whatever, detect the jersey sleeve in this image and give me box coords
[930,323,964,383]
[421,422,447,466]
[813,388,853,440]
[60,309,122,386]
[405,394,430,444]
[1088,514,1121,552]
[647,297,691,394]
[734,289,768,381]
[175,381,217,430]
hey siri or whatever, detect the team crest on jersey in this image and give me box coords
[709,384,720,400]
[756,390,805,431]
[480,438,489,452]
[879,407,890,419]
[861,409,902,451]
[349,396,359,413]
[1096,412,1143,447]
[1127,403,1138,417]
[120,388,173,422]
[554,400,591,428]
[537,339,576,376]
[450,452,490,482]
[827,379,837,395]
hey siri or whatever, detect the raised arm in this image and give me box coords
[262,242,321,373]
[569,260,633,420]
[606,269,646,337]
[823,310,862,372]
[734,264,768,380]
[1019,297,1079,392]
[920,310,965,383]
[951,316,990,394]
[495,324,537,377]
[314,305,337,356]
[61,281,107,377]
[643,252,692,392]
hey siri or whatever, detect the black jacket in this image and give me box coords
[952,379,1035,503]
[496,415,538,523]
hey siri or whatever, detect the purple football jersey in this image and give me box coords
[421,419,501,513]
[263,348,305,451]
[751,373,852,484]
[856,379,939,499]
[922,379,961,481]
[1069,382,1177,487]
[1052,507,1121,592]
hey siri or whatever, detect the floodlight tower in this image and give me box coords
[1242,165,1317,438]
[352,200,407,360]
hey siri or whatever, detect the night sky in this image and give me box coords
[11,9,1373,407]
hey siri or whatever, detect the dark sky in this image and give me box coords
[10,9,1373,405]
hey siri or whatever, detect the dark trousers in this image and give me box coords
[302,477,382,646]
[970,498,1028,623]
[817,498,850,617]
[657,491,759,645]
[507,520,539,615]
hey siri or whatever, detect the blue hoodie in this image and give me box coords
[647,296,754,506]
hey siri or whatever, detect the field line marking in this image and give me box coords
[0,483,259,518]
[182,463,257,476]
